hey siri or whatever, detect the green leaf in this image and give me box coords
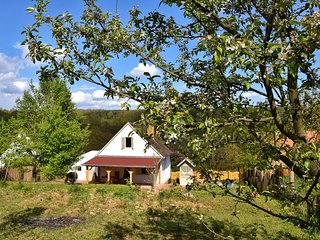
[244,82,250,90]
[26,7,35,13]
[304,161,311,170]
[214,51,220,63]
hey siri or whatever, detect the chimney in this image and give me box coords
[147,125,156,136]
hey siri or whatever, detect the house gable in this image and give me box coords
[98,122,162,158]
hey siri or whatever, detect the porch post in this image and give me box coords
[106,170,111,184]
[85,166,89,184]
[128,170,134,184]
[152,166,157,192]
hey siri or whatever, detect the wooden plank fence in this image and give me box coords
[171,167,294,192]
[171,170,240,183]
[242,167,294,192]
[0,166,35,181]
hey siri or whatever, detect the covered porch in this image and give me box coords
[83,156,161,186]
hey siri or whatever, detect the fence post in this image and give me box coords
[289,170,295,187]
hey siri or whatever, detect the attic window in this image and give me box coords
[125,137,132,148]
[121,137,133,149]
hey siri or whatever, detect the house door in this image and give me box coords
[180,164,193,186]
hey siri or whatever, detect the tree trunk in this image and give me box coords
[32,165,38,182]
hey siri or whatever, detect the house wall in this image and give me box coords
[98,124,161,158]
[76,166,98,182]
[160,156,171,184]
[132,174,153,184]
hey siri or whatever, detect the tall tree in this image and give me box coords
[2,78,89,180]
[23,0,320,227]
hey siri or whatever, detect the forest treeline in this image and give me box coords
[0,109,143,152]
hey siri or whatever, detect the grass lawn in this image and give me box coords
[0,181,318,240]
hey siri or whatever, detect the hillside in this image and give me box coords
[0,109,144,152]
[0,109,16,121]
[76,109,144,152]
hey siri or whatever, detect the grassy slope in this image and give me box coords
[0,182,317,240]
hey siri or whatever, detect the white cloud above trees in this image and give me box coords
[0,50,31,108]
[0,45,147,110]
[129,63,160,77]
[71,90,139,109]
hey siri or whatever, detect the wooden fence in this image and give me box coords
[171,167,294,192]
[0,167,35,181]
[242,167,294,192]
[171,170,240,182]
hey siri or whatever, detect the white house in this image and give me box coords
[83,122,172,186]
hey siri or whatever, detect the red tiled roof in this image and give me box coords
[83,156,160,168]
[280,131,320,148]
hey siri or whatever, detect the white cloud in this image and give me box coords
[92,90,105,99]
[0,44,39,109]
[13,81,29,91]
[71,90,139,109]
[14,43,43,67]
[242,92,260,98]
[0,53,22,74]
[129,63,160,77]
[241,92,266,102]
[78,84,97,91]
[0,72,16,81]
[71,91,92,104]
[0,52,30,95]
[14,43,29,59]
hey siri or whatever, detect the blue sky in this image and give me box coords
[0,0,178,110]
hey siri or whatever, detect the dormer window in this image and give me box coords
[122,137,133,149]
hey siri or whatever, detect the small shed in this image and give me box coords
[177,158,194,186]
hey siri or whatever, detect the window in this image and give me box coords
[126,137,132,148]
[77,166,82,171]
[121,137,133,149]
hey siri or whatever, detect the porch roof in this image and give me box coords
[83,156,161,168]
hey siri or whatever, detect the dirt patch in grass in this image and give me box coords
[21,216,85,229]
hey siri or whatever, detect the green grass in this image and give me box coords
[0,182,318,240]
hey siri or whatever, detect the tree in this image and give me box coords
[1,78,89,180]
[23,0,320,227]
